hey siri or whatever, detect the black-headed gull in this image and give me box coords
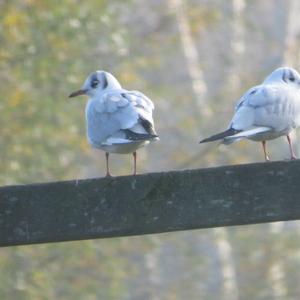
[69,70,158,176]
[200,67,300,161]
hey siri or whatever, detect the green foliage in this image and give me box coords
[1,0,300,299]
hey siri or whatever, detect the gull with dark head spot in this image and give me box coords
[200,67,300,161]
[69,70,159,177]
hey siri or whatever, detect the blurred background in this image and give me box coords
[1,0,300,299]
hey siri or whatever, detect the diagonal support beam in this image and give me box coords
[1,160,300,247]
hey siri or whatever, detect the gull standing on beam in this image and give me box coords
[69,70,159,177]
[200,67,300,161]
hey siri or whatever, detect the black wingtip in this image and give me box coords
[199,128,241,144]
[124,130,159,141]
[147,133,159,141]
[199,138,210,144]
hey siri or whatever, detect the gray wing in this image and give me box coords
[86,89,157,146]
[230,84,300,132]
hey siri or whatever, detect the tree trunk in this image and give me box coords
[167,0,211,118]
[214,228,239,300]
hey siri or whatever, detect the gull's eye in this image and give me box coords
[289,76,295,82]
[91,79,99,88]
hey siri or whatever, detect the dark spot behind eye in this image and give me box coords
[288,69,296,82]
[102,75,108,89]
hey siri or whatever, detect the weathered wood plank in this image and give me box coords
[1,160,300,247]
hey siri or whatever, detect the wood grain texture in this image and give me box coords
[1,160,300,247]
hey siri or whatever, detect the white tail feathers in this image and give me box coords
[223,127,271,144]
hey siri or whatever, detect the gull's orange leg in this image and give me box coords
[262,141,270,161]
[133,151,137,175]
[287,134,297,160]
[105,152,112,177]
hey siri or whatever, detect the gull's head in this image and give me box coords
[69,70,122,98]
[263,67,300,86]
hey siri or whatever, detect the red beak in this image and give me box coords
[69,89,87,98]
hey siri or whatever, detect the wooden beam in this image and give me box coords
[1,160,300,247]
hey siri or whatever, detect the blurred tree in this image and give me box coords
[1,0,300,299]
